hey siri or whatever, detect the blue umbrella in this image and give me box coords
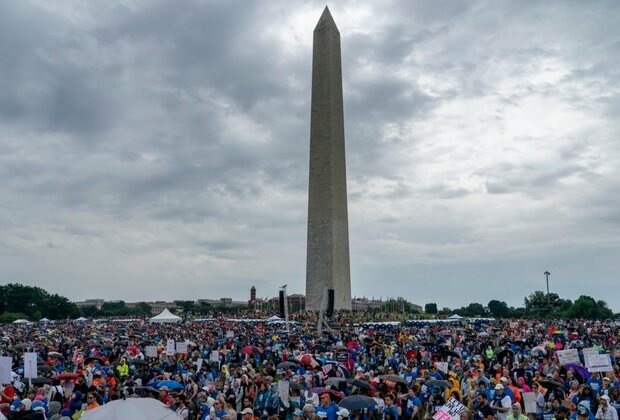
[150,380,184,390]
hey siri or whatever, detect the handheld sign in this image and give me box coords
[433,397,467,420]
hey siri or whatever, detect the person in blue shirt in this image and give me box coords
[382,393,401,420]
[401,386,422,419]
[315,393,338,420]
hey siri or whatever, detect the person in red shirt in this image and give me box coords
[159,387,172,407]
[0,384,15,405]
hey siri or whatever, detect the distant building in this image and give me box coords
[74,299,105,310]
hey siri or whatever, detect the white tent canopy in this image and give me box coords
[81,398,181,419]
[448,314,464,320]
[39,318,51,323]
[12,319,31,324]
[149,308,182,323]
[265,315,282,322]
[75,316,88,322]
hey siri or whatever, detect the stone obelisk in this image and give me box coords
[305,7,352,311]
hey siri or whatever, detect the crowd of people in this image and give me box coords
[0,311,619,420]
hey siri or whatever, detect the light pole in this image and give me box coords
[280,285,290,333]
[544,271,550,295]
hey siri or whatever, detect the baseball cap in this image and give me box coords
[601,395,610,402]
[494,384,504,390]
[241,408,254,415]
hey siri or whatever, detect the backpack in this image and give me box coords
[51,385,65,405]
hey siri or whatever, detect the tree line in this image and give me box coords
[424,290,616,320]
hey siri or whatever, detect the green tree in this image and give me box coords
[80,305,99,317]
[0,284,79,320]
[565,296,613,320]
[424,303,438,314]
[488,300,511,318]
[99,301,131,316]
[132,302,152,316]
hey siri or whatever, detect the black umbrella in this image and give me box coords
[130,359,148,366]
[497,349,514,361]
[378,375,407,384]
[84,357,105,365]
[31,377,52,385]
[38,365,55,373]
[339,395,377,410]
[311,344,328,353]
[289,382,305,391]
[48,351,65,360]
[14,343,33,350]
[347,379,376,391]
[426,380,451,389]
[540,380,565,391]
[277,361,299,370]
[326,377,348,387]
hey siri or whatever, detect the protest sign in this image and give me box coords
[145,346,158,358]
[556,349,580,366]
[166,340,176,355]
[176,342,188,354]
[0,356,12,384]
[583,347,599,366]
[24,352,38,379]
[226,330,234,338]
[435,362,449,374]
[433,397,467,420]
[210,350,220,363]
[278,380,290,407]
[523,392,537,414]
[587,354,612,373]
[196,358,203,372]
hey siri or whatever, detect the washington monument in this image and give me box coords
[305,7,352,311]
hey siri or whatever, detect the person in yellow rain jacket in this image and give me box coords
[116,358,129,379]
[445,371,462,400]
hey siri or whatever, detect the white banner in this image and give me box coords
[176,342,188,354]
[557,349,580,366]
[24,352,38,379]
[435,362,449,374]
[587,354,612,373]
[583,347,599,367]
[523,392,537,414]
[0,356,12,384]
[145,346,158,358]
[166,340,176,355]
[278,380,290,408]
[433,397,467,420]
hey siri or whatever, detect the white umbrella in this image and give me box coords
[81,398,181,420]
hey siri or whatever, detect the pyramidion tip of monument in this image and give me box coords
[315,5,339,33]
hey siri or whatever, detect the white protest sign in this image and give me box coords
[166,340,176,355]
[557,349,580,366]
[278,380,290,407]
[196,358,203,372]
[433,397,467,420]
[523,392,537,414]
[435,362,449,374]
[583,347,599,366]
[145,346,158,358]
[226,330,234,338]
[176,342,188,354]
[24,352,38,379]
[587,354,612,373]
[210,350,220,363]
[0,356,12,384]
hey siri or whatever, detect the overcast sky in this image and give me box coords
[1,1,619,311]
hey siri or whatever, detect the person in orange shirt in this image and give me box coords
[86,393,100,411]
